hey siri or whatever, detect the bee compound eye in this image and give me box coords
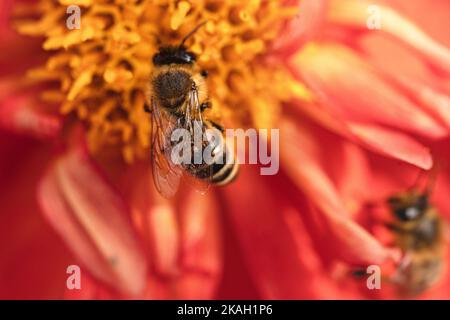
[395,206,422,221]
[405,207,421,219]
[175,50,195,64]
[387,196,401,207]
[186,52,196,62]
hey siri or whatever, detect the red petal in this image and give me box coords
[0,0,15,41]
[0,135,71,299]
[38,146,147,297]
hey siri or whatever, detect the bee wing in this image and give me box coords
[150,97,183,198]
[180,84,214,193]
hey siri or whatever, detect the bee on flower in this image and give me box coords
[1,0,450,299]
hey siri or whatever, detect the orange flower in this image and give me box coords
[1,0,450,299]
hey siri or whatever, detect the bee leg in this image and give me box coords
[389,252,413,284]
[397,252,413,271]
[144,104,152,113]
[207,120,225,133]
[201,70,208,78]
[351,268,368,278]
[200,101,212,112]
[385,223,407,234]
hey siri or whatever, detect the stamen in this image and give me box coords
[16,0,299,162]
[170,1,191,30]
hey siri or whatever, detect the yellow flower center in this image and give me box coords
[16,0,305,162]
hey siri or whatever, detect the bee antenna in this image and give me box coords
[407,169,426,192]
[147,31,162,46]
[424,159,444,196]
[178,21,208,48]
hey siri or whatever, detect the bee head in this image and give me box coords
[152,22,207,66]
[387,192,428,221]
[152,46,196,66]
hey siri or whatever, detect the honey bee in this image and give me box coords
[145,23,239,197]
[386,190,446,296]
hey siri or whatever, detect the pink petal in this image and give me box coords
[150,190,222,299]
[170,190,222,299]
[222,166,346,299]
[280,119,398,265]
[385,0,450,48]
[347,122,432,170]
[271,0,327,56]
[124,164,222,299]
[122,164,180,278]
[387,76,450,130]
[327,139,371,216]
[354,36,450,130]
[38,146,147,297]
[149,202,180,276]
[283,207,358,299]
[290,43,448,139]
[64,272,115,300]
[327,0,450,74]
[179,190,221,277]
[0,94,61,139]
[290,102,433,170]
